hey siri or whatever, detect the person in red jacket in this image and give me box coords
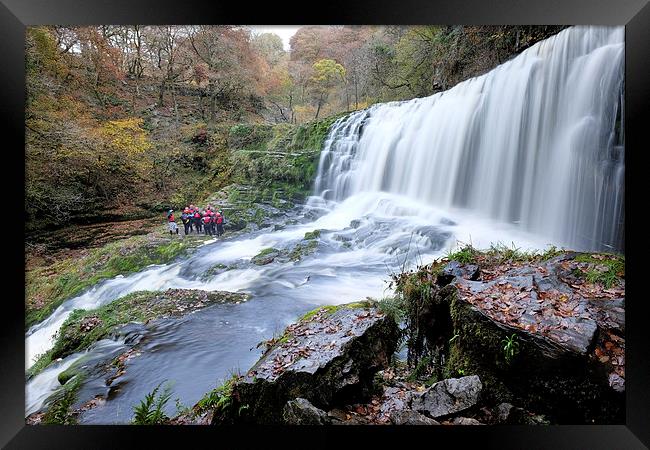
[202,210,213,236]
[193,209,202,233]
[215,211,225,237]
[166,209,179,235]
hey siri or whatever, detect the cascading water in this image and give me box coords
[25,25,624,423]
[312,26,625,252]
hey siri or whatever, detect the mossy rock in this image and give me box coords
[303,230,321,240]
[30,289,248,377]
[213,302,399,424]
[252,248,280,265]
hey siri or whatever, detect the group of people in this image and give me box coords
[166,204,226,237]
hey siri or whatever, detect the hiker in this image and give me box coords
[216,210,225,237]
[193,208,202,233]
[209,210,216,236]
[202,210,213,236]
[167,209,179,235]
[181,208,192,235]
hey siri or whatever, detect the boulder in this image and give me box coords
[283,398,331,425]
[410,375,482,418]
[492,402,549,425]
[450,417,483,425]
[390,409,440,425]
[215,303,399,424]
[437,253,625,423]
[436,261,480,286]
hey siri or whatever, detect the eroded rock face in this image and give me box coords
[283,398,331,425]
[437,261,480,286]
[450,417,483,425]
[216,304,399,424]
[430,253,625,423]
[410,375,483,418]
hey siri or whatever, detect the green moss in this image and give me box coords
[31,289,242,377]
[256,247,279,257]
[42,372,85,424]
[298,300,375,322]
[288,240,318,262]
[26,234,201,330]
[303,230,321,240]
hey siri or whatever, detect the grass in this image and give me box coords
[574,253,624,288]
[501,333,520,365]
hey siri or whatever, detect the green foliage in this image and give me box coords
[42,373,85,425]
[195,375,241,417]
[256,247,279,257]
[446,244,479,264]
[501,334,520,365]
[406,355,433,382]
[132,382,173,425]
[376,295,406,324]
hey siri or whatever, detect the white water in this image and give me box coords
[313,26,624,252]
[26,26,624,421]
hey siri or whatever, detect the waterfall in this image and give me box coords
[312,26,625,252]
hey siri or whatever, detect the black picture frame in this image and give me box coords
[2,0,648,447]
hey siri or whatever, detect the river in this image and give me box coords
[25,25,624,424]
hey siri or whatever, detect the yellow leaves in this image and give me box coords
[311,59,346,85]
[100,118,152,156]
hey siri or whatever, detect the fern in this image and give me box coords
[132,382,173,425]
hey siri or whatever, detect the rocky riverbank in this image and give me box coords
[171,246,624,426]
[26,288,249,424]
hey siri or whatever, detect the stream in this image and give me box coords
[25,25,624,424]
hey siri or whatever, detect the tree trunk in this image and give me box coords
[314,94,323,121]
[172,84,179,126]
[159,79,166,107]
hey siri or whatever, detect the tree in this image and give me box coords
[309,59,346,120]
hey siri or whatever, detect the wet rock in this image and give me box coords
[327,408,373,425]
[494,402,515,423]
[218,303,399,424]
[379,386,414,418]
[450,417,483,425]
[390,409,440,425]
[251,249,280,265]
[492,403,550,425]
[440,218,457,226]
[608,373,625,393]
[410,375,482,418]
[283,398,331,425]
[437,252,624,423]
[437,261,480,286]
